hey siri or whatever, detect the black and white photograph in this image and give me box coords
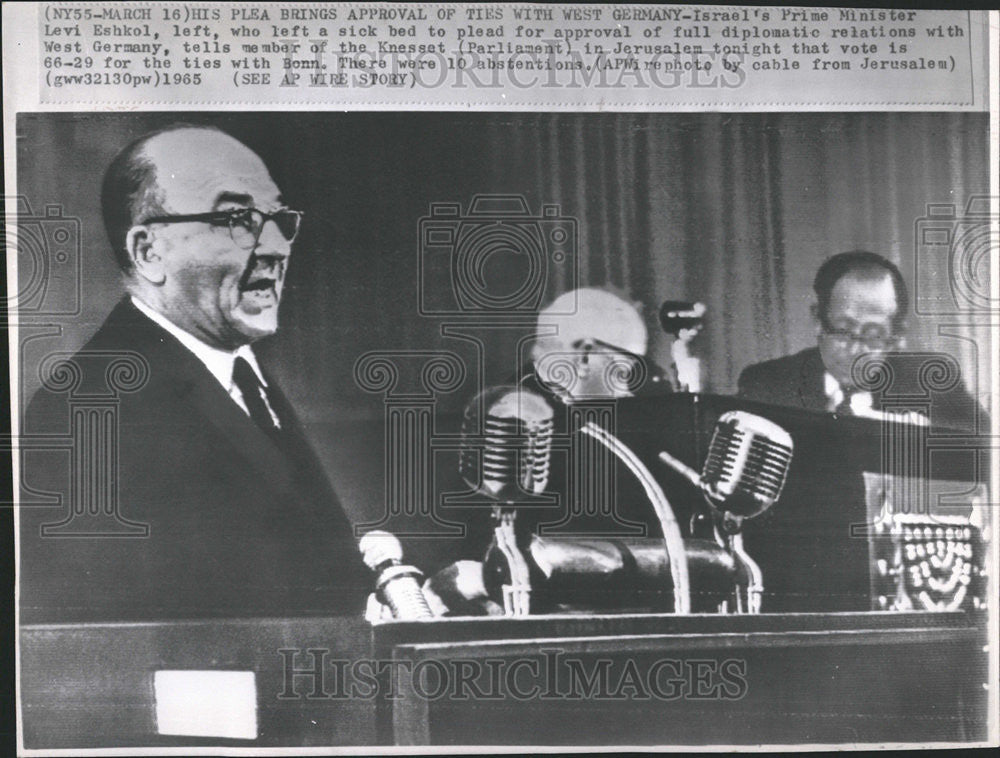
[4,3,997,754]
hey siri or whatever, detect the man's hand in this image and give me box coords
[422,560,504,617]
[364,560,504,620]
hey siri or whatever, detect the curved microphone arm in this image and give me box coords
[580,422,691,614]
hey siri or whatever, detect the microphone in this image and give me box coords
[458,386,554,616]
[658,411,793,613]
[459,386,555,501]
[659,410,793,520]
[358,531,434,620]
[701,411,794,519]
[660,301,705,392]
[659,300,706,336]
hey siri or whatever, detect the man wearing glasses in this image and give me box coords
[737,250,980,425]
[739,251,908,415]
[19,124,368,621]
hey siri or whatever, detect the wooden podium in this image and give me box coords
[20,610,988,748]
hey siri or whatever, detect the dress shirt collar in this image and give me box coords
[130,296,267,390]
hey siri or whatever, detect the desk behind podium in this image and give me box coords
[609,393,988,612]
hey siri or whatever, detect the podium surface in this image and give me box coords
[20,610,988,748]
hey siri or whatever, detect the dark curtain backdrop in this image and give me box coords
[17,112,990,523]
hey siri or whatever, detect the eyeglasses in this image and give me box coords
[572,338,646,367]
[141,207,303,250]
[821,322,899,351]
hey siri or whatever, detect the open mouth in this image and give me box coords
[238,255,282,307]
[239,277,278,305]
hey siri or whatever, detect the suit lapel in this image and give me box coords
[173,368,297,496]
[108,300,298,496]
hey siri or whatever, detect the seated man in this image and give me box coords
[738,251,983,429]
[19,125,368,621]
[511,287,669,538]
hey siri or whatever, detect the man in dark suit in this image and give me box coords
[19,125,368,622]
[738,251,984,430]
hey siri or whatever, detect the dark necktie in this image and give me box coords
[835,387,856,416]
[232,356,278,432]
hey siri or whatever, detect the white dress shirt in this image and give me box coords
[131,296,281,427]
[823,370,928,425]
[823,372,873,416]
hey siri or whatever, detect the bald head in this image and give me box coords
[532,288,648,359]
[102,124,270,273]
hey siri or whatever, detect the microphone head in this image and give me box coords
[701,411,793,519]
[659,300,706,335]
[459,386,554,500]
[358,530,403,570]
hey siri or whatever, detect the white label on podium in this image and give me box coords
[154,670,258,740]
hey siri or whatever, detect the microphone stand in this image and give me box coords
[657,449,762,615]
[716,513,763,615]
[491,505,532,616]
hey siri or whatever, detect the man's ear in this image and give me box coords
[810,303,822,334]
[126,226,165,285]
